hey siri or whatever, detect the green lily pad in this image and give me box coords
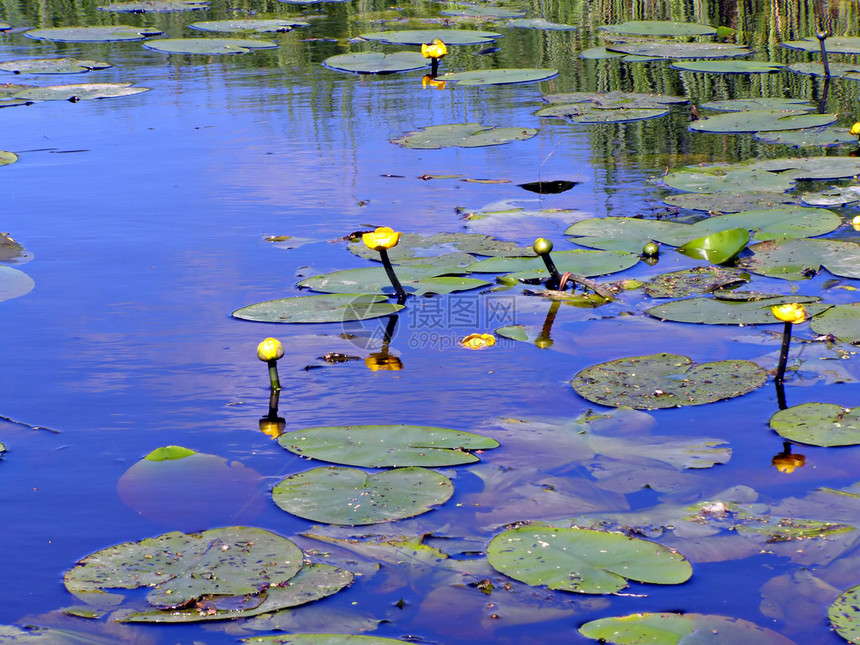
[643,267,749,298]
[783,37,860,54]
[646,294,825,325]
[663,168,797,194]
[0,625,123,643]
[0,151,19,166]
[189,19,310,33]
[391,123,537,149]
[754,126,855,148]
[601,20,716,37]
[144,38,278,54]
[0,58,112,74]
[439,68,558,86]
[606,42,752,59]
[700,98,815,111]
[122,564,353,622]
[536,104,669,123]
[144,445,196,460]
[787,61,860,80]
[240,636,414,644]
[99,0,208,11]
[580,612,795,644]
[65,527,304,608]
[0,266,35,302]
[565,217,691,251]
[279,425,499,467]
[347,232,533,261]
[748,156,860,180]
[830,583,860,644]
[543,91,688,109]
[13,83,149,101]
[662,191,798,212]
[232,294,404,324]
[298,266,488,295]
[486,526,692,594]
[358,29,501,46]
[738,238,860,280]
[441,6,524,18]
[689,110,837,133]
[272,466,454,525]
[677,228,749,264]
[466,249,640,277]
[690,206,841,241]
[673,60,784,73]
[571,353,767,409]
[323,52,429,74]
[24,26,163,42]
[801,184,860,206]
[506,18,576,31]
[810,303,860,344]
[770,403,860,447]
[580,46,659,62]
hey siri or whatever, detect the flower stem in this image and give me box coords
[817,31,831,78]
[431,58,439,76]
[775,321,792,383]
[539,253,562,287]
[268,360,281,391]
[379,248,407,299]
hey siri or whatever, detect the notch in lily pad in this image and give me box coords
[677,228,748,265]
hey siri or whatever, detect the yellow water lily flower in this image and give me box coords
[422,75,446,90]
[460,333,496,350]
[850,122,860,136]
[362,226,402,251]
[772,452,805,474]
[365,353,403,371]
[257,337,284,362]
[771,303,808,324]
[421,39,447,59]
[853,215,860,231]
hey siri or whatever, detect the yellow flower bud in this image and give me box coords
[460,333,496,350]
[362,226,402,251]
[421,39,447,59]
[257,338,284,362]
[772,452,805,474]
[533,238,553,255]
[853,215,860,231]
[771,303,808,324]
[850,122,860,136]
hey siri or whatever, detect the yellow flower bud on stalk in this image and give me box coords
[770,304,807,384]
[532,238,562,287]
[257,337,284,391]
[362,227,407,299]
[421,39,447,75]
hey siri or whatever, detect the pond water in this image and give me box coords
[1,0,859,643]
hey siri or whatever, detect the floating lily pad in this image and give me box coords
[700,98,814,112]
[24,26,163,42]
[0,58,112,74]
[536,104,669,123]
[810,303,860,345]
[565,217,691,251]
[770,403,860,447]
[601,20,716,37]
[298,266,488,296]
[144,38,278,54]
[392,123,537,149]
[580,46,659,62]
[691,206,841,241]
[0,151,19,166]
[272,466,453,525]
[677,228,749,264]
[580,612,795,644]
[279,425,499,467]
[606,42,752,59]
[65,527,305,609]
[754,126,856,148]
[830,583,860,644]
[787,61,860,80]
[643,267,749,298]
[662,191,798,212]
[748,156,860,180]
[467,249,640,277]
[672,60,784,73]
[122,564,353,622]
[646,294,825,325]
[190,19,310,33]
[13,82,149,101]
[233,294,404,324]
[99,0,208,11]
[358,29,501,46]
[689,110,837,133]
[506,18,576,31]
[783,37,860,54]
[801,184,860,206]
[348,232,532,261]
[663,168,797,194]
[571,353,767,409]
[439,68,557,86]
[240,636,415,644]
[738,238,860,280]
[0,266,35,302]
[441,6,524,18]
[323,51,428,74]
[486,526,692,594]
[543,91,688,109]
